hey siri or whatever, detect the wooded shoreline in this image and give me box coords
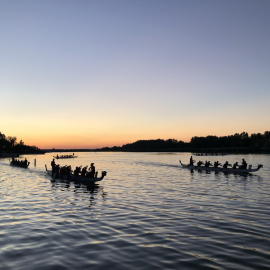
[2,131,270,155]
[42,146,270,154]
[43,131,270,154]
[0,131,44,157]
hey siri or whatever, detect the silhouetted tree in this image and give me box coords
[98,131,270,152]
[0,131,42,153]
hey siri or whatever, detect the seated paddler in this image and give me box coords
[197,161,203,167]
[214,161,221,168]
[81,166,88,177]
[232,162,239,169]
[204,161,212,167]
[74,166,82,176]
[55,164,60,173]
[66,165,72,175]
[223,161,232,169]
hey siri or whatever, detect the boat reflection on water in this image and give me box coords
[185,167,263,182]
[50,178,107,207]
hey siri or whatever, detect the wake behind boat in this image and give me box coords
[179,160,263,173]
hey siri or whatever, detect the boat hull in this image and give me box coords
[10,162,30,168]
[53,156,78,159]
[45,166,105,183]
[179,161,262,173]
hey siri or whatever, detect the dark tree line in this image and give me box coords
[121,139,187,151]
[0,132,43,153]
[190,131,270,150]
[98,131,270,152]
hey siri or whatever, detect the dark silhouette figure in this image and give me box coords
[197,161,203,167]
[239,159,247,169]
[204,161,212,167]
[232,162,239,169]
[51,158,56,173]
[214,161,222,168]
[81,166,88,177]
[223,161,232,169]
[189,156,195,166]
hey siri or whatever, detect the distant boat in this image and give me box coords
[194,153,228,156]
[179,160,263,174]
[45,165,107,183]
[53,155,78,159]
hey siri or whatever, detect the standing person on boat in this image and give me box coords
[90,163,96,177]
[51,158,56,173]
[240,159,247,169]
[189,156,195,166]
[223,161,232,169]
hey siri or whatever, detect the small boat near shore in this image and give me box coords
[10,161,30,168]
[179,160,263,173]
[45,165,107,183]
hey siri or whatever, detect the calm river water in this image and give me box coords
[0,152,270,270]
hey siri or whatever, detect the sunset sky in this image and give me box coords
[1,0,269,149]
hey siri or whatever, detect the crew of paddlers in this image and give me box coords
[51,159,97,178]
[11,157,29,166]
[195,153,228,156]
[54,154,77,159]
[188,156,249,169]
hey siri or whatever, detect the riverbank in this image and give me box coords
[0,153,20,158]
[42,147,270,154]
[0,152,45,158]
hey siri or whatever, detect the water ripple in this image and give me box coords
[0,153,270,269]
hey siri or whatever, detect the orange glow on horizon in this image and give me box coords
[24,135,192,149]
[2,119,268,150]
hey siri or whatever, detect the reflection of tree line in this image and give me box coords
[51,180,107,207]
[0,132,43,154]
[190,167,262,181]
[99,131,270,153]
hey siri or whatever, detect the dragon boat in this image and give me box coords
[53,155,78,159]
[179,160,263,173]
[10,161,30,168]
[45,165,107,183]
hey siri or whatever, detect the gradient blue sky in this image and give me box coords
[1,0,269,148]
